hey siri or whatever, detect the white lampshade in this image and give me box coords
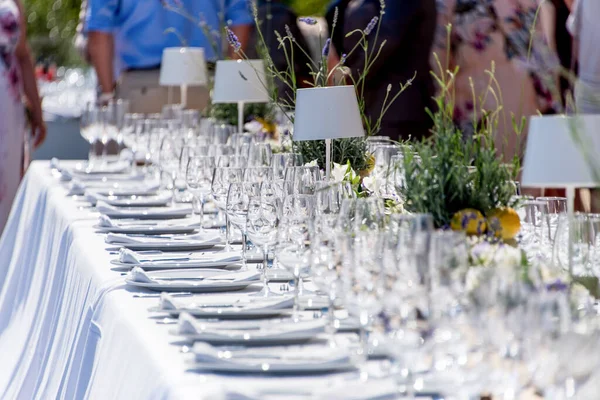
[159,47,208,86]
[521,114,600,188]
[212,60,270,103]
[293,86,365,141]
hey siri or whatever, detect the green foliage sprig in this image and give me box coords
[401,54,519,228]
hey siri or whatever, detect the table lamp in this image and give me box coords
[521,114,600,274]
[294,85,365,180]
[159,47,208,108]
[212,59,270,136]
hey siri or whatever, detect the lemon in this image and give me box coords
[450,209,487,235]
[487,207,521,240]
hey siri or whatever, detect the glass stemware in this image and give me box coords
[284,166,321,195]
[243,167,273,183]
[246,190,281,297]
[212,167,243,251]
[248,143,273,167]
[80,104,100,168]
[271,153,304,180]
[158,136,184,205]
[227,182,260,267]
[186,156,216,229]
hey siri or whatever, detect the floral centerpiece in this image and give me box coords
[400,53,522,240]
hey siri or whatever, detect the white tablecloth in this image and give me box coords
[0,162,377,400]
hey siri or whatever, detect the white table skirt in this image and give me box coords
[0,162,379,400]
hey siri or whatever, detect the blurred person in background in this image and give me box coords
[0,0,46,234]
[433,0,560,163]
[251,0,313,103]
[85,0,253,113]
[327,0,437,142]
[568,0,600,114]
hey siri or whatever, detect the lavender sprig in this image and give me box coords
[364,16,379,35]
[298,17,317,26]
[225,26,241,52]
[322,38,331,57]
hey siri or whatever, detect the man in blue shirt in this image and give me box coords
[85,0,253,113]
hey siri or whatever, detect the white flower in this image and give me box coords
[331,162,348,182]
[304,160,318,168]
[244,120,263,134]
[362,176,379,193]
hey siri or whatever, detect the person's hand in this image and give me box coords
[30,107,47,149]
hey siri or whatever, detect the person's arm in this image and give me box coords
[85,0,118,100]
[88,31,114,97]
[14,0,46,148]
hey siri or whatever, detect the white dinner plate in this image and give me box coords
[126,268,260,293]
[98,204,192,220]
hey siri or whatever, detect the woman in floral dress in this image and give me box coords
[0,0,45,234]
[433,0,560,162]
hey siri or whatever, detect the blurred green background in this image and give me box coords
[23,0,330,66]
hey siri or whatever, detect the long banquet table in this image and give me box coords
[0,161,547,400]
[0,161,395,400]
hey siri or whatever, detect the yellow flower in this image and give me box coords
[451,209,487,235]
[487,208,521,240]
[256,117,276,135]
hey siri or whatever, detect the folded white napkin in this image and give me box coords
[160,293,293,312]
[177,311,325,339]
[96,201,192,218]
[99,215,201,229]
[119,248,240,265]
[86,190,171,206]
[192,341,350,366]
[71,181,160,196]
[129,267,259,285]
[106,232,220,246]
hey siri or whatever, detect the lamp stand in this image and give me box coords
[180,84,188,108]
[237,101,245,134]
[325,138,331,181]
[566,185,575,280]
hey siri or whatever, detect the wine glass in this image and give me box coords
[248,143,273,166]
[212,167,243,250]
[272,153,304,180]
[121,113,143,168]
[186,156,216,229]
[243,167,272,183]
[276,210,312,320]
[110,98,130,153]
[354,197,385,233]
[216,154,247,168]
[314,181,349,238]
[247,191,281,297]
[80,104,100,168]
[158,136,183,205]
[227,182,260,267]
[284,166,321,195]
